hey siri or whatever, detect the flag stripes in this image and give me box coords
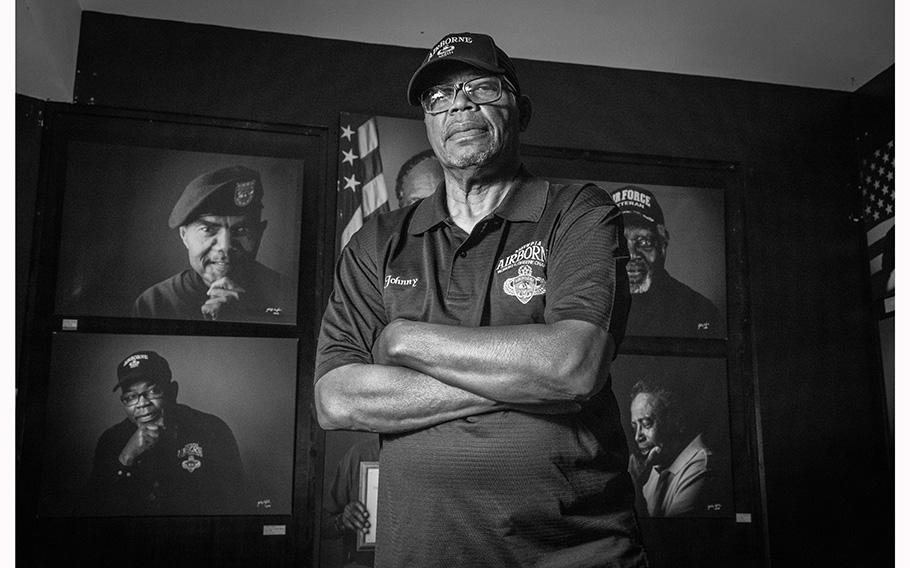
[858,138,895,308]
[336,114,390,253]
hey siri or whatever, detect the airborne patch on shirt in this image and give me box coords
[178,442,204,473]
[497,241,547,304]
[495,241,547,274]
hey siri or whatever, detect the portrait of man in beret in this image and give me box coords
[132,165,295,323]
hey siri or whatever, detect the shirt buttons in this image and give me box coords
[459,251,467,258]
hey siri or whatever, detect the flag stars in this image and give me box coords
[887,171,894,181]
[343,174,361,192]
[342,148,358,166]
[341,125,355,142]
[883,153,890,163]
[873,180,881,189]
[886,204,893,215]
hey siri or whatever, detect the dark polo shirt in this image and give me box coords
[316,170,647,568]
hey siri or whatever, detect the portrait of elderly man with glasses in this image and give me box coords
[81,350,246,516]
[612,185,721,338]
[316,32,648,567]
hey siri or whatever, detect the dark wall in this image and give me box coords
[16,95,45,375]
[18,11,890,567]
[853,66,894,141]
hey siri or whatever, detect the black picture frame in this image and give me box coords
[611,354,735,519]
[37,332,299,518]
[44,109,309,326]
[19,105,330,566]
[520,145,735,343]
[520,144,764,565]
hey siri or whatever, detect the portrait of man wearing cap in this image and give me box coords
[131,165,294,323]
[316,32,648,567]
[613,185,722,338]
[80,349,246,516]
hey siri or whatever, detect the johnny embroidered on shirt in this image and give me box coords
[497,241,547,304]
[384,275,420,288]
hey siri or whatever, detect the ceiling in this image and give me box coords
[77,0,894,92]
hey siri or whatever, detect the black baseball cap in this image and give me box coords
[168,165,263,229]
[611,185,665,227]
[114,350,172,392]
[407,32,521,106]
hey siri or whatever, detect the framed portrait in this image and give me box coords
[521,146,730,340]
[36,332,299,517]
[356,461,380,551]
[45,109,319,325]
[611,354,734,519]
[319,431,380,567]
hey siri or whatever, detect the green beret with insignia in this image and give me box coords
[168,165,264,229]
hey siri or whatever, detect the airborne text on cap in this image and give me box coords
[122,353,149,369]
[429,35,474,60]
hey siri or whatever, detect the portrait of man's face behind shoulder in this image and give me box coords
[538,178,726,339]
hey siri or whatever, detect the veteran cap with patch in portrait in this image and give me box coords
[168,165,264,229]
[611,185,665,228]
[114,350,172,391]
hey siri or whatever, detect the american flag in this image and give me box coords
[860,138,895,307]
[336,113,390,253]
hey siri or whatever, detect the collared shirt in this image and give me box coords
[642,433,713,517]
[317,169,629,378]
[316,169,646,568]
[81,403,246,516]
[627,270,722,338]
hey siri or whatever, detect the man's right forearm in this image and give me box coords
[315,363,503,433]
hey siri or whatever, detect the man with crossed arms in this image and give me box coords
[316,32,648,567]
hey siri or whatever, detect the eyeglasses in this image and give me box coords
[627,236,658,253]
[420,76,515,114]
[120,385,165,406]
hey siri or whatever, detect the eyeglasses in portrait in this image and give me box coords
[36,332,298,517]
